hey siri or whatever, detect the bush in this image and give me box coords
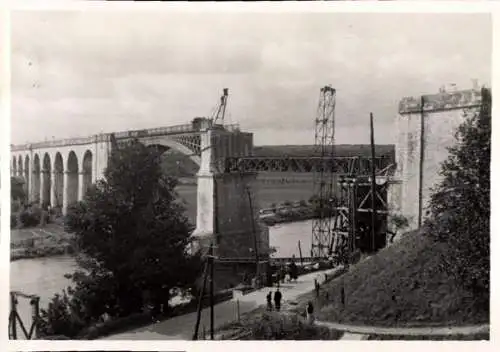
[11,214,18,228]
[390,214,409,232]
[38,291,86,338]
[247,313,343,340]
[20,208,41,228]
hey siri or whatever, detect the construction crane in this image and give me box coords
[310,86,336,259]
[212,88,229,126]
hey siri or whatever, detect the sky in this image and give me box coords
[10,11,491,146]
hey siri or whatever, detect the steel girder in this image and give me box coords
[220,156,394,175]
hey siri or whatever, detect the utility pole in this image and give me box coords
[418,96,425,228]
[246,187,260,277]
[192,259,209,340]
[209,243,215,340]
[369,113,377,252]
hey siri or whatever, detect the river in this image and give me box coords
[10,219,315,336]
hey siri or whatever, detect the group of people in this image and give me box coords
[272,260,299,286]
[266,289,282,311]
[265,289,315,324]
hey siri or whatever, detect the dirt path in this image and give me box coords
[315,320,489,337]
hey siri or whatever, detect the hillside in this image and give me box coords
[162,144,395,178]
[292,231,489,327]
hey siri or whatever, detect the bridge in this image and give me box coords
[11,85,485,288]
[10,118,394,216]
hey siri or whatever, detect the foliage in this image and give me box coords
[11,176,25,203]
[20,206,43,228]
[390,214,410,232]
[38,290,86,338]
[11,213,18,228]
[40,140,202,338]
[424,88,490,310]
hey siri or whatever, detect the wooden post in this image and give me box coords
[369,113,377,252]
[298,240,304,266]
[10,292,17,340]
[341,284,346,308]
[236,299,241,323]
[31,296,40,339]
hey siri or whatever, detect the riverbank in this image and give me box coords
[10,224,76,262]
[259,204,319,226]
[11,244,75,261]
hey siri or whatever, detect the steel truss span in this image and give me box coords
[221,156,393,175]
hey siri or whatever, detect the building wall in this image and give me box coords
[397,87,483,230]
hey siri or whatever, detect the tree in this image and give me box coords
[424,88,490,310]
[40,140,201,337]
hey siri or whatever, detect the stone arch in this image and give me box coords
[42,153,52,207]
[32,154,41,203]
[18,155,23,178]
[146,143,201,176]
[141,139,201,167]
[24,155,30,197]
[81,150,93,199]
[66,151,79,206]
[12,157,17,177]
[53,152,64,208]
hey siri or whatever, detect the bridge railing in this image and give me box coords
[11,123,241,151]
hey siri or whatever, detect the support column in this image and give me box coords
[78,172,85,201]
[40,170,46,206]
[62,171,69,215]
[192,125,215,245]
[51,171,57,208]
[30,170,37,203]
[25,163,31,203]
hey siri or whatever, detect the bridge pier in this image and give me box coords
[191,123,269,290]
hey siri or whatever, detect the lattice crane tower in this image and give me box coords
[311,86,336,258]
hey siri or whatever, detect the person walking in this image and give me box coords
[314,278,320,297]
[306,301,315,324]
[290,261,298,282]
[266,291,273,311]
[274,289,282,312]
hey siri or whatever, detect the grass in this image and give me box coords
[291,231,488,328]
[217,309,343,340]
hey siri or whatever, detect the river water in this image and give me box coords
[10,219,314,336]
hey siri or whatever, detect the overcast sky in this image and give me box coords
[10,11,491,146]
